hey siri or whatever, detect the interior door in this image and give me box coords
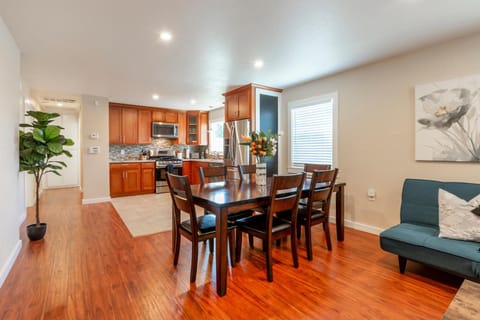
[45,111,80,188]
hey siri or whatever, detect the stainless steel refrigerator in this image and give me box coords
[224,119,250,179]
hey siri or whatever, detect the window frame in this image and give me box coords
[287,92,338,171]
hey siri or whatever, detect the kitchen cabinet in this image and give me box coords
[177,111,186,144]
[189,161,210,184]
[223,83,282,125]
[152,109,178,123]
[225,87,251,122]
[109,104,140,144]
[141,162,155,192]
[186,111,208,145]
[109,106,123,144]
[110,162,155,197]
[138,109,152,144]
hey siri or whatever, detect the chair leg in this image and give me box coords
[173,230,181,266]
[208,238,214,253]
[323,221,332,251]
[228,231,235,267]
[235,229,243,263]
[305,224,313,260]
[266,239,273,282]
[275,239,281,247]
[190,241,198,283]
[290,229,299,268]
[248,234,254,248]
[296,222,302,239]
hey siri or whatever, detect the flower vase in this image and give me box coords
[256,162,267,186]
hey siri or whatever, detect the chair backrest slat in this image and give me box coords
[304,163,331,172]
[239,164,256,182]
[199,166,227,185]
[307,169,338,215]
[268,173,305,229]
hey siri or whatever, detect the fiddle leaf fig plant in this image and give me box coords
[19,111,74,226]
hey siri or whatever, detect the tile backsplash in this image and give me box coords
[109,138,173,160]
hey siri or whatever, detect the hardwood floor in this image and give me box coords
[0,188,461,319]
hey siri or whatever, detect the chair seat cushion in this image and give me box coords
[277,207,326,223]
[181,214,234,235]
[236,214,291,233]
[228,210,256,222]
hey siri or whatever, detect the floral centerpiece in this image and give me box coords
[241,130,278,185]
[241,129,278,163]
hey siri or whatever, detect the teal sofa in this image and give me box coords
[380,178,480,281]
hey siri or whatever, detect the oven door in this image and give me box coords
[156,166,183,193]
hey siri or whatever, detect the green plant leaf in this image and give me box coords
[35,145,49,155]
[47,142,63,153]
[32,128,45,142]
[45,125,60,140]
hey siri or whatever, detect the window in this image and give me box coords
[209,120,224,153]
[288,92,337,169]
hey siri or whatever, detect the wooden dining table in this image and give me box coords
[185,178,346,297]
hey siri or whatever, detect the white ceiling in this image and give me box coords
[2,0,480,110]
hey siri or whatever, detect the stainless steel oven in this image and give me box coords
[155,163,182,193]
[152,157,182,193]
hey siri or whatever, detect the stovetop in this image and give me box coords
[149,156,183,168]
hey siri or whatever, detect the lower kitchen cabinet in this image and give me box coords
[182,161,210,184]
[110,162,155,197]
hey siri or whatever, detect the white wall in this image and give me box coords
[280,33,480,233]
[81,95,110,204]
[0,17,23,287]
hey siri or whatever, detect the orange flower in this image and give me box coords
[259,151,265,156]
[251,142,256,147]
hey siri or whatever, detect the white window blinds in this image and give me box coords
[289,97,334,168]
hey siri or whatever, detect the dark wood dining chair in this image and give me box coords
[199,166,227,185]
[304,163,331,172]
[279,168,338,260]
[235,172,306,282]
[199,165,255,244]
[166,173,235,283]
[238,164,256,182]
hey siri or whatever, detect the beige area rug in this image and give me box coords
[111,193,174,237]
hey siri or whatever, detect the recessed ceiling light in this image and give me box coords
[190,99,196,105]
[57,102,63,107]
[160,31,172,42]
[152,94,160,100]
[254,59,264,68]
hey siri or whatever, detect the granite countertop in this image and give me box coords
[110,159,156,163]
[182,159,224,163]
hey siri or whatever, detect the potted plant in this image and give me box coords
[19,111,74,241]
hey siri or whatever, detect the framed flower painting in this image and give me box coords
[415,74,480,162]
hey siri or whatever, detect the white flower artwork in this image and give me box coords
[415,74,480,162]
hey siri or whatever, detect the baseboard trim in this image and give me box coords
[0,240,22,288]
[329,216,383,235]
[82,197,111,205]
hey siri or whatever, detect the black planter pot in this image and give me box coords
[26,223,47,241]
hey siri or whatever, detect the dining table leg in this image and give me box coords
[335,184,345,241]
[216,207,228,296]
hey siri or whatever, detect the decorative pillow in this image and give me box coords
[438,188,480,242]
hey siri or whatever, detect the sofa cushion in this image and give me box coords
[380,223,438,246]
[381,223,480,263]
[401,179,480,227]
[438,188,480,242]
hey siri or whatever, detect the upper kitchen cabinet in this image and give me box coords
[223,83,282,124]
[186,111,208,145]
[177,111,187,144]
[109,104,138,144]
[224,86,251,122]
[138,109,152,144]
[109,103,151,145]
[152,109,178,123]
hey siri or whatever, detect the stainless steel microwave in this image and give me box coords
[152,122,179,138]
